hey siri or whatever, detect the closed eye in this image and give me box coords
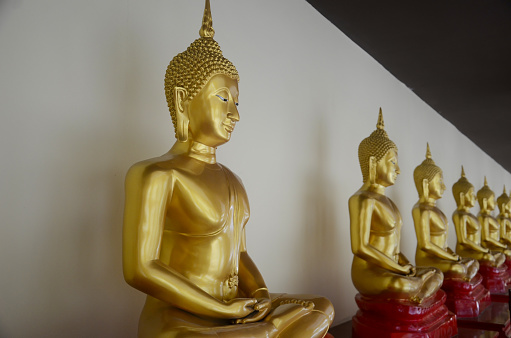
[216,94,228,102]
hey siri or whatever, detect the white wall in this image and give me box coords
[1,0,509,336]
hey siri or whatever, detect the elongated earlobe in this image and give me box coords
[422,179,429,200]
[460,193,465,207]
[368,156,377,184]
[483,198,488,211]
[174,87,189,142]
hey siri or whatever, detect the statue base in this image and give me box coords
[479,264,511,294]
[457,302,511,337]
[352,290,457,338]
[442,273,491,317]
[506,258,511,271]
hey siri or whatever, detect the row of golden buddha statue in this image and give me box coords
[350,110,511,337]
[122,1,510,336]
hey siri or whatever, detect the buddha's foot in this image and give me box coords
[410,295,423,304]
[264,299,314,331]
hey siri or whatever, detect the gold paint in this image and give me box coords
[349,110,443,303]
[477,178,511,257]
[412,145,478,281]
[122,1,333,337]
[497,186,511,246]
[452,168,506,267]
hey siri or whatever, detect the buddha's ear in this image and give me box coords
[460,192,465,206]
[422,179,429,199]
[174,87,189,143]
[483,198,488,211]
[368,156,377,184]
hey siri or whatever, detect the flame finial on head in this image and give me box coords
[484,176,489,187]
[199,0,215,38]
[461,166,466,178]
[426,143,432,159]
[377,107,385,130]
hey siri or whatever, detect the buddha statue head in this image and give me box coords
[452,166,475,208]
[164,0,240,146]
[358,108,399,186]
[497,186,511,215]
[413,143,445,200]
[477,177,496,212]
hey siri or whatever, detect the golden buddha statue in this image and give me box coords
[497,186,511,247]
[412,144,478,281]
[349,110,443,303]
[477,178,511,257]
[452,168,506,267]
[122,1,333,337]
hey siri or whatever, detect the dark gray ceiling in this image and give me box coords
[306,0,511,172]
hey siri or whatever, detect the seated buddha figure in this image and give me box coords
[122,2,334,337]
[477,178,511,257]
[349,110,443,304]
[412,144,478,281]
[452,168,506,267]
[497,187,511,247]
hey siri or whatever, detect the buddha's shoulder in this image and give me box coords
[126,153,200,178]
[349,189,386,206]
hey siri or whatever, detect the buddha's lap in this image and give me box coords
[139,293,333,337]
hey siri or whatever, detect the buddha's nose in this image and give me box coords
[228,101,240,122]
[395,164,401,175]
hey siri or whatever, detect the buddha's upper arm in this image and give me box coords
[350,196,374,249]
[124,165,173,266]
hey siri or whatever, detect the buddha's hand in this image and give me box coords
[234,298,271,324]
[404,264,416,276]
[224,298,258,320]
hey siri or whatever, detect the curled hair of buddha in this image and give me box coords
[452,166,474,206]
[497,186,510,211]
[358,108,397,182]
[164,0,239,135]
[477,177,494,207]
[413,143,442,196]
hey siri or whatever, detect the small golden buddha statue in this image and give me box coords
[412,144,478,281]
[349,110,443,303]
[452,168,506,267]
[122,1,333,337]
[477,178,511,257]
[497,186,511,247]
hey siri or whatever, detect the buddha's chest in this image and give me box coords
[466,214,480,234]
[371,200,400,234]
[429,208,448,235]
[165,168,249,236]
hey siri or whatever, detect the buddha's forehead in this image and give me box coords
[201,74,239,96]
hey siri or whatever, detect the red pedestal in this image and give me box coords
[442,273,491,317]
[505,258,511,271]
[352,290,457,338]
[479,264,511,295]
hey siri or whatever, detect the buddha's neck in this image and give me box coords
[188,142,216,164]
[419,196,437,206]
[457,204,471,212]
[480,209,493,216]
[366,182,386,195]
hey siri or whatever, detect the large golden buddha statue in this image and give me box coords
[349,110,443,304]
[412,144,478,281]
[122,1,333,337]
[477,178,511,257]
[497,187,511,247]
[452,168,506,267]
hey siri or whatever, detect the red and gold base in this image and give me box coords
[442,273,491,317]
[352,290,457,338]
[479,264,511,295]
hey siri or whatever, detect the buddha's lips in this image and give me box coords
[224,123,235,133]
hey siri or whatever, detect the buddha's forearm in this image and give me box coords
[239,252,268,297]
[126,260,237,318]
[486,238,507,249]
[420,242,458,260]
[355,246,408,274]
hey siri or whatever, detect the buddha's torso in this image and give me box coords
[498,215,511,241]
[363,191,401,259]
[454,210,481,245]
[156,155,250,302]
[420,204,448,249]
[479,213,501,242]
